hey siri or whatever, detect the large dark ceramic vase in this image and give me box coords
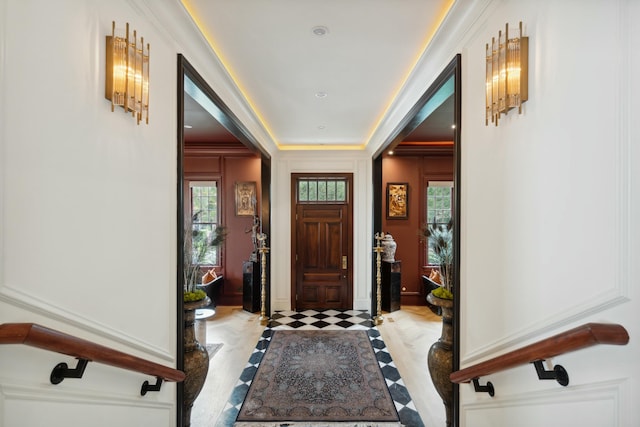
[427,292,454,427]
[183,296,210,427]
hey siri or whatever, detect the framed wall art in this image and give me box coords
[386,182,408,219]
[235,181,256,216]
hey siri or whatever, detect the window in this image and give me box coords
[426,181,453,265]
[297,178,347,203]
[190,181,220,266]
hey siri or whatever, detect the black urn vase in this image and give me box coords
[183,296,210,427]
[427,292,454,427]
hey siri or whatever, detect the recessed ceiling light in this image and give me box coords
[312,26,329,36]
[184,124,193,129]
[451,124,456,129]
[315,91,328,98]
[388,150,394,155]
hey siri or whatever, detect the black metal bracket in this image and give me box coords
[472,378,495,396]
[141,377,163,396]
[50,358,89,384]
[532,360,569,386]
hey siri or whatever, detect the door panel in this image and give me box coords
[295,204,350,309]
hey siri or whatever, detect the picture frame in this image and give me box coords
[386,182,408,219]
[235,181,257,216]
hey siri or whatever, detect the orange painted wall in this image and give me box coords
[184,153,261,305]
[220,156,261,305]
[382,154,453,305]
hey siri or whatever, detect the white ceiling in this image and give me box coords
[181,0,454,150]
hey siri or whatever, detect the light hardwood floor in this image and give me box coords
[191,306,446,427]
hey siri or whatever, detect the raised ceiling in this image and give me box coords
[181,0,455,150]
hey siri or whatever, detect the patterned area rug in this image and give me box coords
[236,330,399,423]
[216,310,423,427]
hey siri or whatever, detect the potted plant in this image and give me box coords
[183,212,227,302]
[419,218,454,299]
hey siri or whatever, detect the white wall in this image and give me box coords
[0,1,189,425]
[267,3,640,426]
[0,0,285,424]
[453,0,639,425]
[271,151,373,311]
[2,0,638,426]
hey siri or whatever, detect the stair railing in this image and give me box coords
[0,322,185,395]
[450,322,629,396]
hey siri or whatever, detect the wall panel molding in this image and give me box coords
[461,292,628,364]
[0,380,173,409]
[614,0,632,307]
[0,380,173,426]
[462,379,626,426]
[0,287,174,362]
[461,3,632,365]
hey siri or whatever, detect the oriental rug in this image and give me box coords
[215,309,424,427]
[236,330,399,423]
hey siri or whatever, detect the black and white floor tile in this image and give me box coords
[215,310,425,427]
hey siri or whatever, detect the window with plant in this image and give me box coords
[420,181,454,299]
[184,181,227,301]
[190,182,220,265]
[425,181,453,264]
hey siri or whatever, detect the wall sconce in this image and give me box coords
[485,21,528,126]
[105,21,150,125]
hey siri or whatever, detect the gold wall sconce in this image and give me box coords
[105,21,150,125]
[486,21,528,126]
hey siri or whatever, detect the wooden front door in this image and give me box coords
[292,175,352,310]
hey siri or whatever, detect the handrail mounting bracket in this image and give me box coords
[50,358,89,384]
[532,360,569,386]
[472,378,495,396]
[141,377,163,395]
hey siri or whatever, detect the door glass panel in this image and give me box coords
[309,181,317,200]
[299,181,308,201]
[297,178,347,203]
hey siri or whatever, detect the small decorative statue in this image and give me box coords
[246,215,260,262]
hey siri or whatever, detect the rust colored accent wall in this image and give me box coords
[184,155,222,174]
[219,156,261,305]
[382,153,453,306]
[184,152,260,306]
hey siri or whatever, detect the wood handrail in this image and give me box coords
[451,323,629,384]
[0,323,185,383]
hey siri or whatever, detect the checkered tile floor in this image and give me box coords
[215,310,425,427]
